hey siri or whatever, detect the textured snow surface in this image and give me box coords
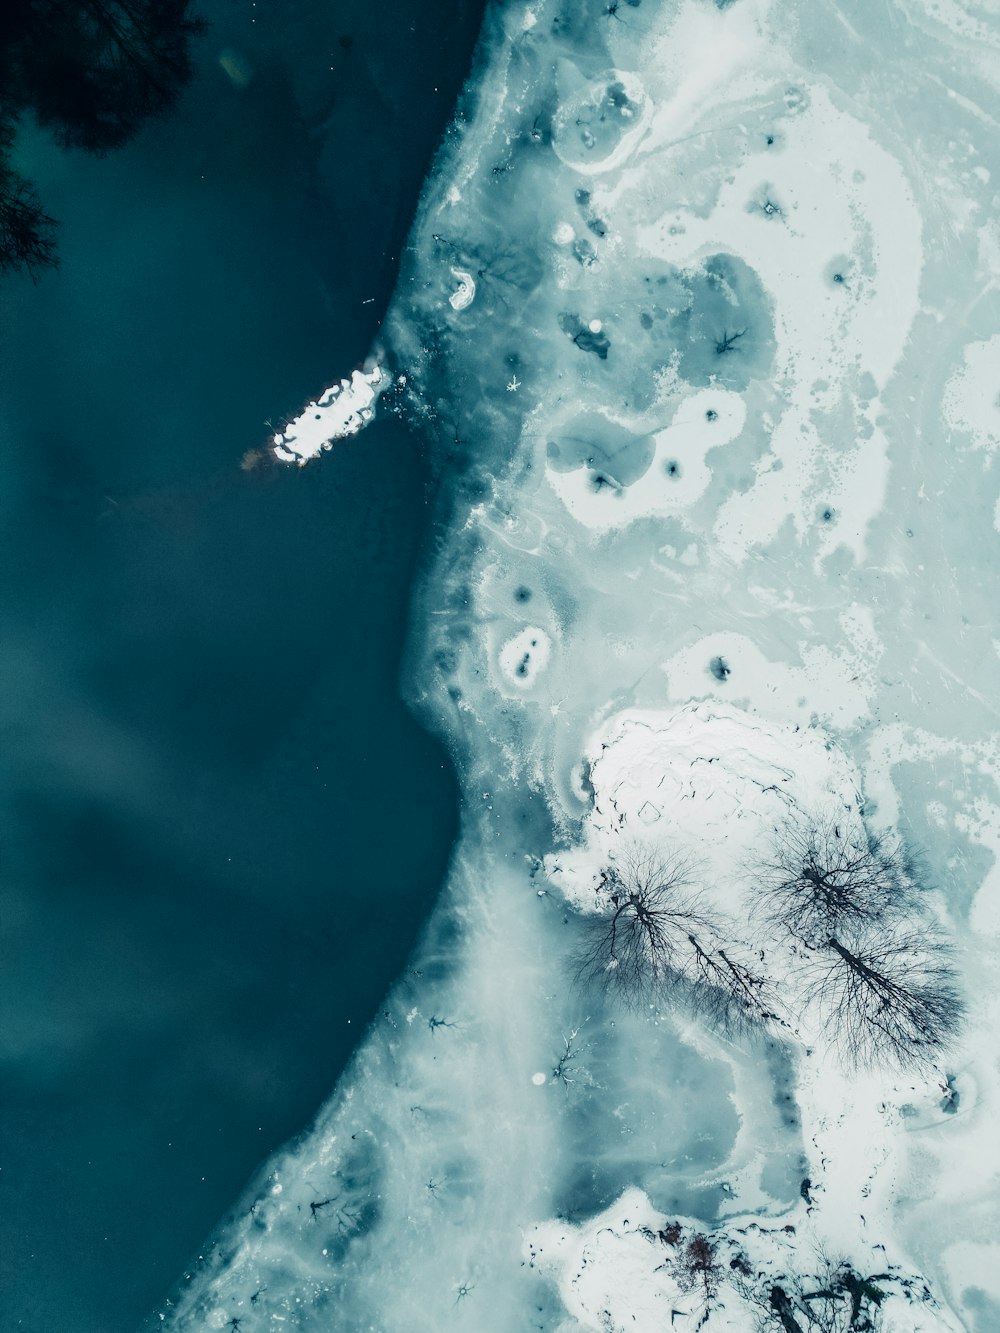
[544,702,863,913]
[153,0,1000,1329]
[271,365,388,464]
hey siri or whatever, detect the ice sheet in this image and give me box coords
[152,1,1000,1329]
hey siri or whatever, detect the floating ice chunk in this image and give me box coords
[218,48,253,88]
[272,364,388,465]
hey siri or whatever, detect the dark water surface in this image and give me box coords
[0,3,483,1328]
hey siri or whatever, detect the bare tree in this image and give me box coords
[753,815,915,946]
[550,1026,588,1087]
[685,934,783,1034]
[802,921,962,1068]
[10,0,204,154]
[575,846,779,1030]
[1,0,202,277]
[657,1230,726,1328]
[0,160,58,279]
[673,1234,724,1305]
[575,847,711,1006]
[779,1261,890,1332]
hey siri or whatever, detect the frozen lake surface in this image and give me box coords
[149,0,1000,1329]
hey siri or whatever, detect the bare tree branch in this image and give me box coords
[753,815,916,946]
[575,847,711,1006]
[685,934,783,1034]
[575,845,780,1032]
[802,921,963,1068]
[669,1232,725,1316]
[0,163,58,279]
[11,0,205,154]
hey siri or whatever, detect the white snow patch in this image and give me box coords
[498,626,552,691]
[943,334,1000,453]
[546,390,746,532]
[272,364,388,465]
[545,701,861,919]
[448,267,476,311]
[660,611,881,730]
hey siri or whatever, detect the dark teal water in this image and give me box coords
[0,3,482,1329]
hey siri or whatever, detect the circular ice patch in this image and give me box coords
[545,389,746,533]
[942,334,1000,453]
[499,627,552,690]
[583,702,863,891]
[448,267,476,311]
[552,70,650,174]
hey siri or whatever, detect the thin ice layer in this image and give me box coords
[152,0,1000,1329]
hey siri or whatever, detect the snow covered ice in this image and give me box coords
[271,365,389,465]
[153,0,1000,1329]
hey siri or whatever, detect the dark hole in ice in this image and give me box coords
[665,460,680,478]
[587,216,608,238]
[833,271,845,284]
[514,585,532,603]
[529,112,550,146]
[709,655,731,681]
[639,311,654,330]
[705,408,718,421]
[820,506,834,522]
[766,134,775,145]
[573,238,596,267]
[560,313,611,359]
[591,472,621,492]
[941,1074,960,1113]
[575,188,591,206]
[516,653,531,677]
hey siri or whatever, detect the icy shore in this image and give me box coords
[152,0,1000,1328]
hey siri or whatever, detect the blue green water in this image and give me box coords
[0,3,483,1329]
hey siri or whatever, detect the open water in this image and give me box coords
[0,2,483,1327]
